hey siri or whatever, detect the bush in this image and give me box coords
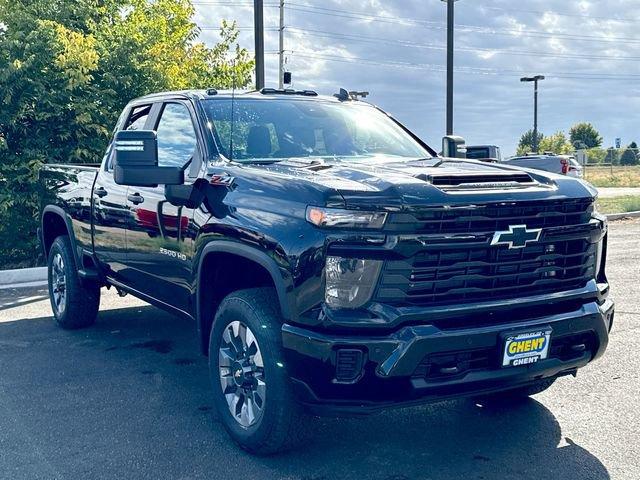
[0,0,253,269]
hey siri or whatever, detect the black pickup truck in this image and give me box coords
[40,88,614,454]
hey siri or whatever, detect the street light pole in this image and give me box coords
[520,75,545,152]
[442,0,458,136]
[254,0,265,90]
[278,0,285,89]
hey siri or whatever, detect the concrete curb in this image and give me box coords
[0,267,47,288]
[607,211,640,221]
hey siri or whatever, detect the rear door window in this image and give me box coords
[108,104,152,170]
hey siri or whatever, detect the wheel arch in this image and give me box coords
[41,206,80,266]
[196,241,294,355]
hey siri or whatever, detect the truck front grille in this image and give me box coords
[376,200,596,306]
[376,235,596,307]
[385,198,594,235]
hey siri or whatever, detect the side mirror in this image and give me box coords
[165,180,206,209]
[442,135,467,159]
[113,130,183,187]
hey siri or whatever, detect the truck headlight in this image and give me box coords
[595,233,607,279]
[306,206,387,229]
[593,212,607,278]
[325,257,382,309]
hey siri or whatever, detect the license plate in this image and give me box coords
[502,329,552,367]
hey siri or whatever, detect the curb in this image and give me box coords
[0,267,47,288]
[607,211,640,221]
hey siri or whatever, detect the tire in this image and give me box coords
[47,236,100,329]
[209,287,306,455]
[477,378,556,404]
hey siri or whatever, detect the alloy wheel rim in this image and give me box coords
[218,321,266,428]
[51,253,67,315]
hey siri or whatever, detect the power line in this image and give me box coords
[283,3,640,46]
[286,51,640,81]
[481,6,639,23]
[287,27,640,63]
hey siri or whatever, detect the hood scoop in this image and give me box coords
[416,171,537,192]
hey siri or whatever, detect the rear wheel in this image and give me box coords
[47,236,100,329]
[209,288,306,455]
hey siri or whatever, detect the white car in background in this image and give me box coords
[503,153,584,178]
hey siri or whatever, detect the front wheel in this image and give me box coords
[47,236,100,329]
[209,288,306,455]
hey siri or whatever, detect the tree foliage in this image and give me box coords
[516,129,544,155]
[0,0,253,268]
[569,122,603,149]
[538,131,574,155]
[620,142,639,166]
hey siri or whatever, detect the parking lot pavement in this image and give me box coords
[597,187,640,199]
[0,221,638,480]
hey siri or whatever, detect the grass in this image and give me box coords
[584,165,640,187]
[596,196,640,215]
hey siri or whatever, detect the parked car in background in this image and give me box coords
[465,145,502,163]
[503,153,584,178]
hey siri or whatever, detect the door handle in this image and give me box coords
[127,193,145,205]
[95,187,108,198]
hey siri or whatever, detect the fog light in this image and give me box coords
[325,257,382,309]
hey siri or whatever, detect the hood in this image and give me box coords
[252,157,598,210]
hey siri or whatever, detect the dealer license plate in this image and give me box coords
[502,330,552,367]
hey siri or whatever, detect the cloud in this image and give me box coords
[194,0,640,155]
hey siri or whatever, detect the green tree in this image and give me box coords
[516,129,544,155]
[569,122,603,149]
[0,0,253,268]
[620,142,639,166]
[538,131,573,155]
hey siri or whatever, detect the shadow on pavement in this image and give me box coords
[0,286,49,312]
[0,304,609,480]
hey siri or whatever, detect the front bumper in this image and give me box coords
[282,296,614,416]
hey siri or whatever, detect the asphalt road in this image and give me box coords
[0,220,638,480]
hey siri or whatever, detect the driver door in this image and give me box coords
[121,101,201,313]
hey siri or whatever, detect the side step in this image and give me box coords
[78,268,101,285]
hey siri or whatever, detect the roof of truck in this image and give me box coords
[131,88,358,104]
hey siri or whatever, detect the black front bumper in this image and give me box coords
[282,295,614,416]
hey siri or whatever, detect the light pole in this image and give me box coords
[441,0,459,136]
[254,0,265,90]
[278,0,285,89]
[520,75,545,153]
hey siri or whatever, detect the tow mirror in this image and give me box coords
[165,180,206,209]
[442,135,467,159]
[113,130,183,187]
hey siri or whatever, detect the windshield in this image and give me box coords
[202,98,431,162]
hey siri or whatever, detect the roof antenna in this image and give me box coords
[333,88,349,101]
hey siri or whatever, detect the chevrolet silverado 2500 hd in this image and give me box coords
[40,88,614,454]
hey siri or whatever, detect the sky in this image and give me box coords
[192,0,640,156]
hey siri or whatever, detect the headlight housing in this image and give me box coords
[325,257,382,309]
[306,206,387,229]
[593,211,608,280]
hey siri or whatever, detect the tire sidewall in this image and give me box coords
[47,237,75,324]
[208,291,293,451]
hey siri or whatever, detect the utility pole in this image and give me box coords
[254,0,265,90]
[278,0,285,89]
[441,0,458,136]
[520,75,545,152]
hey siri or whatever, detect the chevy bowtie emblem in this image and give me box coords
[491,225,542,249]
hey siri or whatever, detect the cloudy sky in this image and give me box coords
[193,0,640,155]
